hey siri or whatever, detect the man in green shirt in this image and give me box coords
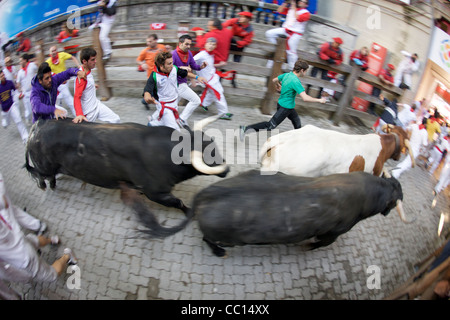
[240,60,325,140]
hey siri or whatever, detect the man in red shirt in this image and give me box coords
[16,32,31,54]
[350,46,369,71]
[197,18,233,66]
[306,37,344,98]
[223,11,254,63]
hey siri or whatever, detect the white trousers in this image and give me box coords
[149,100,180,131]
[391,147,420,179]
[21,91,32,121]
[435,161,449,194]
[201,75,228,115]
[99,15,115,56]
[178,83,201,122]
[85,100,120,123]
[265,28,302,69]
[1,102,29,142]
[56,82,75,117]
[429,147,444,174]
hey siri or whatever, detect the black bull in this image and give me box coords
[24,116,229,214]
[121,170,407,257]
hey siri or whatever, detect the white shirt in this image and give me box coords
[407,123,428,156]
[16,62,37,93]
[2,65,18,82]
[283,8,310,34]
[397,104,417,128]
[74,67,100,116]
[194,50,218,84]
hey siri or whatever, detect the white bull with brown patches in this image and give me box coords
[260,124,414,177]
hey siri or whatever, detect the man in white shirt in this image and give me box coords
[392,119,428,179]
[394,51,420,90]
[16,53,38,123]
[397,103,417,129]
[73,47,120,124]
[265,0,310,69]
[194,37,233,120]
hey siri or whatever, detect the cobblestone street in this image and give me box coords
[1,67,448,300]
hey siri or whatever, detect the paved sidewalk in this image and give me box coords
[1,68,448,300]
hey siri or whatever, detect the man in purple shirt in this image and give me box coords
[0,70,29,144]
[172,34,207,123]
[30,62,85,123]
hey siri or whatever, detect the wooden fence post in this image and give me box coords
[332,65,362,126]
[261,36,286,115]
[92,27,111,100]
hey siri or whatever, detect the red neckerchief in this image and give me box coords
[176,46,189,63]
[419,124,425,130]
[410,108,414,113]
[51,53,60,65]
[22,62,29,76]
[6,66,12,73]
[153,65,170,77]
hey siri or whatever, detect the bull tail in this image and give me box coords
[120,183,193,238]
[24,148,41,184]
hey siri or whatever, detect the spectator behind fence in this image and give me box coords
[222,11,254,63]
[306,37,344,98]
[196,18,233,66]
[350,46,369,71]
[16,32,31,54]
[265,0,310,70]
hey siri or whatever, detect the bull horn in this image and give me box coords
[193,115,222,132]
[396,199,414,224]
[191,150,229,175]
[382,168,391,178]
[404,139,415,168]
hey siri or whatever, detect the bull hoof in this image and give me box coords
[203,237,227,257]
[50,179,56,189]
[38,180,47,190]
